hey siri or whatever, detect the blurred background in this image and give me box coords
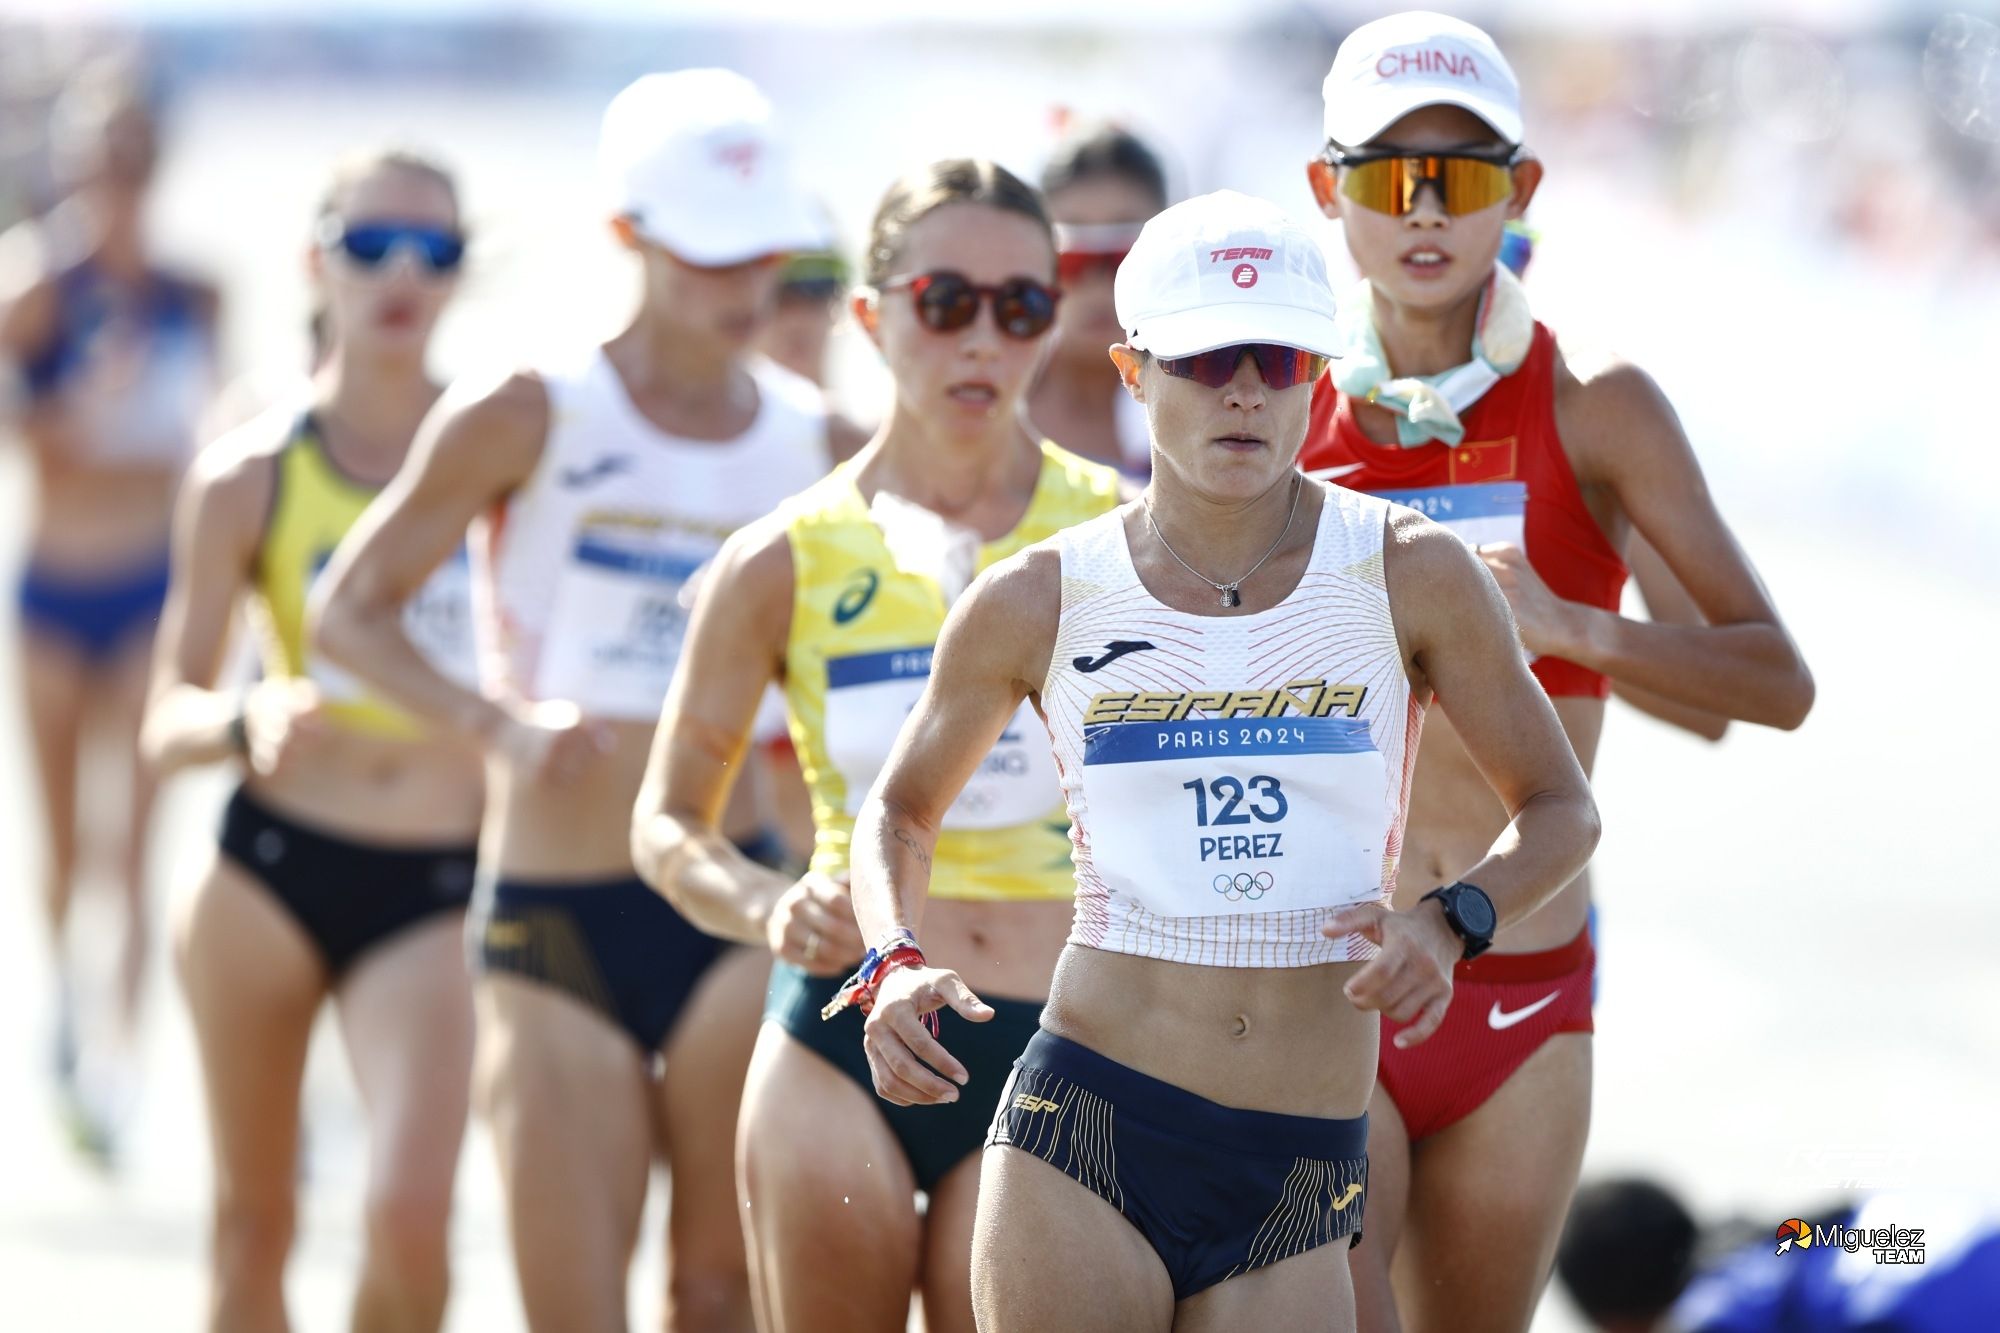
[1,1,1995,1329]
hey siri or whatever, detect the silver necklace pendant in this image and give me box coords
[1220,585,1241,608]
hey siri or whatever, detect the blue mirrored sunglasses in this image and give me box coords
[320,219,466,273]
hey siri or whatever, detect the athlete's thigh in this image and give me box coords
[100,641,158,869]
[1353,1082,1410,1333]
[177,855,325,1205]
[1174,1236,1357,1333]
[736,1024,919,1333]
[19,632,85,872]
[475,973,654,1333]
[335,913,475,1208]
[919,1146,984,1333]
[1395,1034,1592,1333]
[654,945,765,1310]
[971,1146,1173,1333]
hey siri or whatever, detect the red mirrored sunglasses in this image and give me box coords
[1154,343,1328,390]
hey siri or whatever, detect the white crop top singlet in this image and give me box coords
[1041,483,1422,968]
[480,350,828,720]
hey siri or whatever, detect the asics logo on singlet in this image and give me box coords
[1012,1093,1063,1114]
[557,454,635,489]
[1072,640,1156,673]
[1083,680,1368,725]
[832,570,880,625]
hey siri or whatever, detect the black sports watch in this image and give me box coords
[1420,882,1496,960]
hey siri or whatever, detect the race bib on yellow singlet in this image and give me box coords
[534,515,705,720]
[1081,717,1386,917]
[824,645,1059,830]
[306,547,478,704]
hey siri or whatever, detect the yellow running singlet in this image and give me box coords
[782,440,1119,901]
[247,411,478,739]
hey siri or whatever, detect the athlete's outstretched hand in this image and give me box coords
[489,697,615,787]
[1323,901,1462,1049]
[863,965,994,1107]
[766,872,864,977]
[1476,542,1573,659]
[241,678,327,779]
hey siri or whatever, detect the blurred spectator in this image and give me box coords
[759,247,848,393]
[1028,122,1169,475]
[1558,1178,2000,1333]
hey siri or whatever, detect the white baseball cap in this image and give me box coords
[1114,190,1339,360]
[1321,12,1523,148]
[598,69,828,266]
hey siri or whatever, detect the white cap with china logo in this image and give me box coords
[598,68,828,266]
[1321,11,1523,148]
[1113,190,1340,361]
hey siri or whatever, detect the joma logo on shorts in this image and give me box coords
[1333,1182,1363,1210]
[1012,1094,1063,1114]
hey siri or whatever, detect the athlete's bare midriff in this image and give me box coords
[244,729,484,846]
[1396,694,1604,953]
[490,718,762,880]
[1040,944,1376,1118]
[26,451,178,570]
[920,898,1072,1003]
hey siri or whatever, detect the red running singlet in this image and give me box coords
[1299,322,1627,699]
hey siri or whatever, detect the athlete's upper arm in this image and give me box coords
[1387,512,1586,813]
[152,429,275,693]
[318,370,547,614]
[1563,352,1782,630]
[0,267,56,367]
[874,545,1061,831]
[1619,534,1731,741]
[642,514,795,824]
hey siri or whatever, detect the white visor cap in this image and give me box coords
[599,68,827,266]
[1114,190,1339,361]
[1322,11,1523,148]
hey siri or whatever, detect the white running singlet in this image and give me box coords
[1042,482,1421,967]
[480,349,828,720]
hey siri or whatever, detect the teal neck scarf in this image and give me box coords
[1331,265,1535,447]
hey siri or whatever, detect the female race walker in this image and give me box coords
[142,148,479,1332]
[633,158,1120,1333]
[1,66,217,1122]
[1026,124,1169,477]
[312,71,843,1333]
[1300,15,1813,1332]
[848,190,1601,1332]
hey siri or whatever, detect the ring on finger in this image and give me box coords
[804,931,821,963]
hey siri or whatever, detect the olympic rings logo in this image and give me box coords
[1213,871,1275,902]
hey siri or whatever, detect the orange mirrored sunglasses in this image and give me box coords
[1311,148,1521,218]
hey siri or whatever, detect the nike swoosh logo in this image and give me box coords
[1304,461,1367,481]
[1487,992,1560,1030]
[557,455,635,489]
[1072,640,1156,673]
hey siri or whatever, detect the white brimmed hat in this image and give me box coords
[599,69,827,266]
[1322,11,1523,148]
[1113,191,1339,360]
